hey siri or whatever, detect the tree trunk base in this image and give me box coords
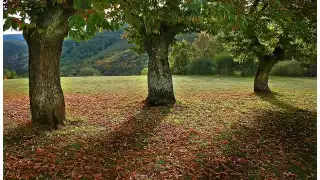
[31,99,65,130]
[254,86,272,93]
[32,122,64,131]
[145,95,176,106]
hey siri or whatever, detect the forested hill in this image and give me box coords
[4,31,197,77]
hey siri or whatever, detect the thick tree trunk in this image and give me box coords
[254,46,284,93]
[145,35,176,106]
[23,6,72,130]
[254,56,278,93]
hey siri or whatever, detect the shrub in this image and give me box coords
[236,59,257,77]
[187,58,214,75]
[141,68,148,75]
[212,52,236,75]
[78,67,101,76]
[271,60,306,77]
[169,40,193,75]
[4,68,18,79]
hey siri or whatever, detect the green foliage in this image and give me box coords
[236,59,257,77]
[60,64,79,77]
[170,32,255,76]
[212,52,236,75]
[94,50,148,76]
[271,60,306,77]
[170,32,233,76]
[192,32,224,60]
[5,30,176,77]
[4,29,312,78]
[219,0,316,66]
[175,33,198,43]
[61,30,127,63]
[169,40,193,75]
[4,0,120,42]
[4,68,18,79]
[3,39,28,75]
[141,68,148,75]
[78,67,101,76]
[187,58,214,75]
[120,0,237,54]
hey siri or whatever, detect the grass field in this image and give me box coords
[3,76,317,179]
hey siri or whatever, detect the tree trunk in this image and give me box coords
[254,55,278,93]
[254,46,284,93]
[23,6,72,130]
[145,35,176,106]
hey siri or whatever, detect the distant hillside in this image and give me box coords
[3,40,28,75]
[3,31,197,77]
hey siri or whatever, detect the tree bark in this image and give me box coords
[23,5,72,130]
[254,46,285,93]
[144,35,176,106]
[254,56,278,92]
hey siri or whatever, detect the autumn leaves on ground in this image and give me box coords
[4,76,316,179]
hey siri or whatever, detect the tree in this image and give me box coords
[218,0,316,92]
[119,0,236,105]
[4,0,117,130]
[192,32,223,60]
[169,40,193,75]
[119,0,203,105]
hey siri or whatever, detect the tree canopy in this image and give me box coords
[3,0,120,40]
[120,0,204,53]
[218,0,316,63]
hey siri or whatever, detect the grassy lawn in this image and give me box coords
[3,76,316,179]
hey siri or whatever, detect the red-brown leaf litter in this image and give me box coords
[3,77,316,179]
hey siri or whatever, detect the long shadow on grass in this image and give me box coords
[256,92,305,111]
[4,105,171,179]
[3,122,38,148]
[256,93,317,167]
[96,105,171,152]
[199,93,317,179]
[67,105,172,179]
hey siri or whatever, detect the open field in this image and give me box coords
[3,76,317,179]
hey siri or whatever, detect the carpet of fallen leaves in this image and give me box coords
[3,76,317,179]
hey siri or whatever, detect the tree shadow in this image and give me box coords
[255,92,303,111]
[4,122,41,148]
[254,92,316,167]
[93,105,171,152]
[4,93,316,179]
[4,105,173,179]
[198,93,317,179]
[57,105,172,179]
